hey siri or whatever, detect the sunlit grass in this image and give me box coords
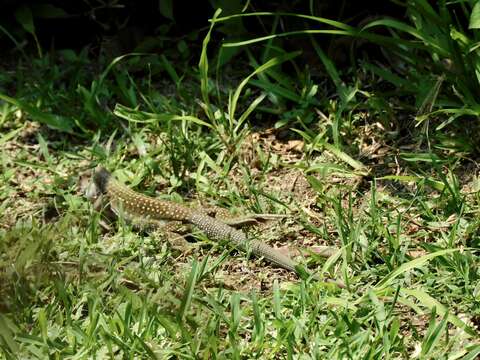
[1,5,480,358]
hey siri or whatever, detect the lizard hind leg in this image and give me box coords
[204,205,287,228]
[152,221,196,254]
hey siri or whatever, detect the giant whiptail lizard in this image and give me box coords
[92,166,343,286]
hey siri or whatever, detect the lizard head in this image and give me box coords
[92,166,112,194]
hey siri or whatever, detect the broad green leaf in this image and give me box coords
[158,0,173,20]
[32,4,69,18]
[14,5,35,34]
[469,1,480,29]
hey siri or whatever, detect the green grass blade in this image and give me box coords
[113,103,213,128]
[375,249,459,290]
[160,54,180,84]
[199,8,222,122]
[463,345,480,360]
[234,92,266,132]
[251,292,264,344]
[249,79,303,103]
[177,260,199,322]
[273,280,282,320]
[362,18,446,55]
[363,63,412,88]
[0,92,74,133]
[420,307,448,357]
[215,12,354,31]
[223,29,354,48]
[0,124,26,146]
[229,51,301,122]
[322,142,369,174]
[377,175,445,191]
[402,288,477,336]
[0,314,19,354]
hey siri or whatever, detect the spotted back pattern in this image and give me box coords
[93,167,192,221]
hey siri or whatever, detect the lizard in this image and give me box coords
[91,166,343,286]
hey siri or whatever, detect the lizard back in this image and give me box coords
[93,167,192,221]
